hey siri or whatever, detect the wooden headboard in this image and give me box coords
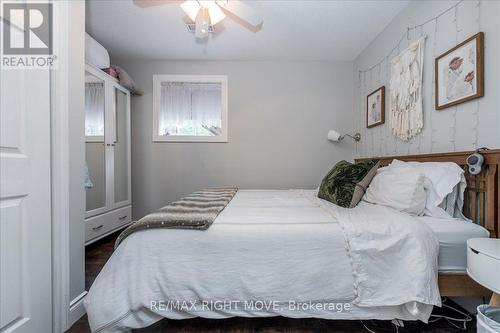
[356,149,500,238]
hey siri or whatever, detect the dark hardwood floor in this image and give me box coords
[68,233,476,333]
[85,234,116,291]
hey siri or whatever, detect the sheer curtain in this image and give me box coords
[192,85,222,135]
[159,82,221,136]
[85,82,105,136]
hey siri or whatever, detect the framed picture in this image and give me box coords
[366,86,385,128]
[435,32,484,110]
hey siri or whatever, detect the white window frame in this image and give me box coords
[152,74,228,142]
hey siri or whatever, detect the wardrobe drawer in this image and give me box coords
[85,206,132,243]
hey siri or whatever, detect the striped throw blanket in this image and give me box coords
[115,187,238,249]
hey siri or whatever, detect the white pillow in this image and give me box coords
[363,167,427,215]
[112,65,139,93]
[387,160,466,218]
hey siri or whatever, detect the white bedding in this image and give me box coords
[84,190,440,333]
[419,216,489,272]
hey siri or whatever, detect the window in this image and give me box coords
[153,75,228,142]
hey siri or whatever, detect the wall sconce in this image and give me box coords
[327,129,361,142]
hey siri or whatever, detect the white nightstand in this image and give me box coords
[467,238,500,305]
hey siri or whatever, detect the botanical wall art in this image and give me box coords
[366,86,385,128]
[389,37,425,141]
[435,32,484,110]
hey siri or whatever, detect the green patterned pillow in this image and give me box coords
[318,159,380,208]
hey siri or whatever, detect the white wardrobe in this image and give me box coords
[84,64,132,245]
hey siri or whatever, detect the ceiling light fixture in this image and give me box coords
[195,7,210,39]
[135,0,263,40]
[182,0,225,39]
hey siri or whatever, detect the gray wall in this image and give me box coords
[115,60,354,219]
[353,0,500,158]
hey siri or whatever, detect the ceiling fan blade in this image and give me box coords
[208,4,226,25]
[133,0,181,8]
[215,0,263,27]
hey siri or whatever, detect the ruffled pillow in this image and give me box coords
[318,159,379,208]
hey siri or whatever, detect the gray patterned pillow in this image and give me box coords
[318,159,380,208]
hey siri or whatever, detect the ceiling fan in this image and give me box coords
[133,0,264,39]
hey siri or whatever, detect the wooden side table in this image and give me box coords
[490,293,500,306]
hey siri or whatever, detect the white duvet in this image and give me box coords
[84,190,441,332]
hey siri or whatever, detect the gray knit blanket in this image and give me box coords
[115,187,238,249]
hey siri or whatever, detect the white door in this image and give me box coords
[0,67,52,332]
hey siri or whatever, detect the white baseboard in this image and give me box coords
[69,291,87,326]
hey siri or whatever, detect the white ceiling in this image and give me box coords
[86,0,409,62]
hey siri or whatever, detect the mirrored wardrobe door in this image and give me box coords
[113,86,130,206]
[85,71,107,214]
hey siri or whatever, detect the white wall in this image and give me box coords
[353,0,500,158]
[115,60,354,220]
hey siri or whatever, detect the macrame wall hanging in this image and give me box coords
[389,37,425,141]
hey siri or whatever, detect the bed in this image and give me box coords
[356,149,500,297]
[419,216,489,272]
[84,150,500,333]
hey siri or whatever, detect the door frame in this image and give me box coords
[51,0,86,331]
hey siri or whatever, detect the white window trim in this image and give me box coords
[152,74,228,143]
